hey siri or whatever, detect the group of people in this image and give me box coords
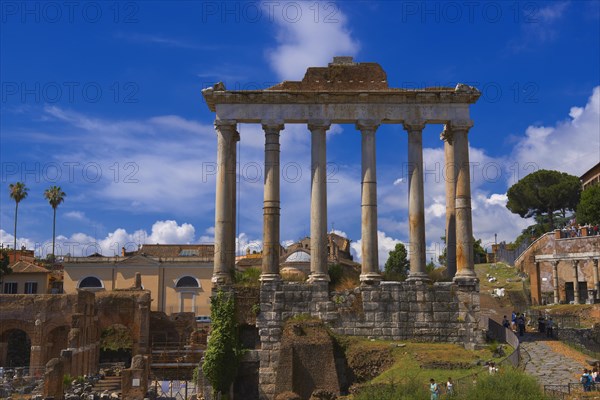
[429,377,454,399]
[559,223,600,238]
[580,367,600,391]
[502,311,555,337]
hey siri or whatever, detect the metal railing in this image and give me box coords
[483,316,528,369]
[544,382,600,399]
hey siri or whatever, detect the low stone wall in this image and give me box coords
[255,280,483,399]
[557,325,600,355]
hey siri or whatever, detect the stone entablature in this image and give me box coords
[256,281,482,399]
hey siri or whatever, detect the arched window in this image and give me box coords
[176,276,200,288]
[79,276,103,289]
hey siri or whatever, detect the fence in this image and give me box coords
[525,309,582,329]
[483,316,529,369]
[544,382,600,399]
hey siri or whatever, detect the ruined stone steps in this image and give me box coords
[93,376,121,393]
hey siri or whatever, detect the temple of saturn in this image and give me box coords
[203,57,485,398]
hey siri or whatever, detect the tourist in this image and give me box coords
[592,367,599,383]
[537,315,546,334]
[517,313,526,336]
[429,378,440,400]
[546,317,554,338]
[488,362,498,375]
[511,311,517,331]
[581,369,593,392]
[446,377,454,396]
[502,315,510,329]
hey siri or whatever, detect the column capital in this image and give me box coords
[572,259,580,267]
[402,120,426,132]
[551,260,560,267]
[440,125,453,144]
[449,119,474,132]
[308,119,331,131]
[261,120,285,132]
[214,119,237,128]
[356,119,381,132]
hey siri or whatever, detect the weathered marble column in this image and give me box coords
[212,120,237,285]
[403,121,428,281]
[357,120,381,283]
[442,125,457,278]
[261,121,284,281]
[552,260,560,304]
[573,260,580,304]
[308,120,330,282]
[593,259,599,301]
[451,120,477,284]
[230,129,240,266]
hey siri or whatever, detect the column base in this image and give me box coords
[211,272,231,286]
[453,274,479,291]
[259,273,282,282]
[360,273,382,285]
[406,272,430,282]
[307,273,330,283]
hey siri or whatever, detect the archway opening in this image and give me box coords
[1,329,31,368]
[46,326,70,363]
[99,324,132,367]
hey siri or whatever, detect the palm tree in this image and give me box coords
[9,182,29,259]
[44,186,66,261]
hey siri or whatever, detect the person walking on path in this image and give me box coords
[446,377,454,397]
[430,378,440,400]
[502,315,510,329]
[517,313,526,336]
[546,317,554,338]
[581,369,593,392]
[538,315,546,334]
[511,311,517,331]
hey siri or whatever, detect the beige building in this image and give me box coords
[63,244,214,315]
[581,161,600,190]
[2,261,50,294]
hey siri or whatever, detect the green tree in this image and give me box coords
[506,169,581,230]
[9,182,29,258]
[44,186,66,261]
[202,290,241,398]
[0,247,11,284]
[439,236,488,265]
[577,185,600,225]
[384,243,409,280]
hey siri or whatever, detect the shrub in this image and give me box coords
[234,267,261,286]
[458,368,551,400]
[328,264,343,286]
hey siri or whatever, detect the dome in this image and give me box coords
[286,251,311,262]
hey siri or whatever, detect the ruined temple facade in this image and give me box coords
[203,57,484,399]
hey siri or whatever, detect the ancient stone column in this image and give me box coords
[593,259,599,301]
[403,121,428,281]
[212,120,237,285]
[442,125,457,278]
[261,121,284,281]
[552,260,560,304]
[308,120,331,282]
[573,260,580,304]
[357,120,381,283]
[451,121,477,284]
[230,129,240,265]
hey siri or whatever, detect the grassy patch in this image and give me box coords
[337,336,497,387]
[476,263,525,292]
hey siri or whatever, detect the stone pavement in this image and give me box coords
[520,332,586,386]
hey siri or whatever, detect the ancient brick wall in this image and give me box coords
[255,280,482,399]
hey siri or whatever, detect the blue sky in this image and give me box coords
[1,1,599,263]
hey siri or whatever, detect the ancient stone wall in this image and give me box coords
[517,234,600,304]
[255,281,482,399]
[556,325,600,354]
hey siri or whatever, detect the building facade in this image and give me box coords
[63,244,214,315]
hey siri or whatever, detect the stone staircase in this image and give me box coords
[93,376,121,394]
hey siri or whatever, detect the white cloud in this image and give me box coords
[351,230,403,268]
[511,86,600,178]
[265,1,360,80]
[0,229,36,252]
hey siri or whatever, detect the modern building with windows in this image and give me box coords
[2,261,50,294]
[62,244,214,315]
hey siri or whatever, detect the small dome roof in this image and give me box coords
[286,251,311,262]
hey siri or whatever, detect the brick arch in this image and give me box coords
[0,319,35,340]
